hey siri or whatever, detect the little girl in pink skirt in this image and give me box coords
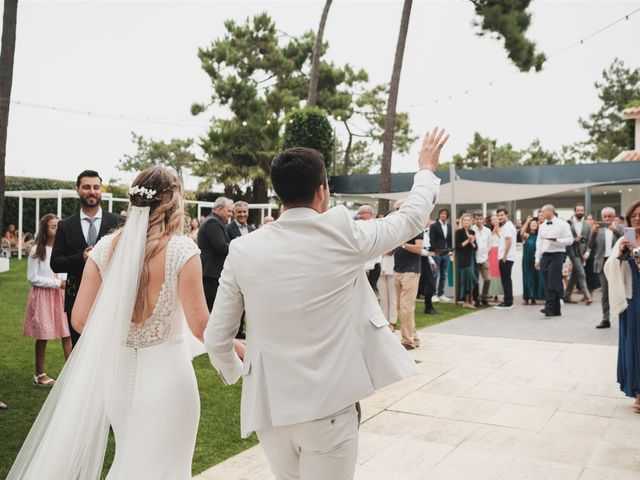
[24,214,71,386]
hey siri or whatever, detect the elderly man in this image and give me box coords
[198,196,234,311]
[227,201,255,241]
[358,204,381,292]
[589,207,624,328]
[535,204,574,317]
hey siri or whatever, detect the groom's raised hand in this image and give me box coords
[418,127,449,172]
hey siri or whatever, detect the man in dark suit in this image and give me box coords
[429,208,452,302]
[565,203,593,304]
[51,170,123,346]
[589,207,624,328]
[226,201,255,241]
[198,196,234,311]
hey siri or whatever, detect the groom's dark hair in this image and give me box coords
[76,170,102,187]
[271,148,327,206]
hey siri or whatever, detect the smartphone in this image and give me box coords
[624,227,636,246]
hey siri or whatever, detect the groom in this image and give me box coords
[205,128,447,479]
[51,170,123,345]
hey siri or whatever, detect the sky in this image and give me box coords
[3,0,640,191]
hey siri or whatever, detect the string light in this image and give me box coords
[403,7,640,110]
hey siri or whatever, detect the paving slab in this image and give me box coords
[195,298,635,480]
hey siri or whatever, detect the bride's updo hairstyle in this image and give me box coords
[111,166,184,322]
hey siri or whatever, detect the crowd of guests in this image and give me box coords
[357,199,639,413]
[4,167,638,415]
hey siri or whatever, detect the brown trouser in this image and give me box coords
[478,260,491,300]
[394,272,421,348]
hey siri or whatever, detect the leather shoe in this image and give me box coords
[545,312,561,317]
[596,320,611,329]
[540,308,547,314]
[424,307,438,315]
[402,343,415,351]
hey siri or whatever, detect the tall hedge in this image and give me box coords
[281,107,333,171]
[2,176,125,235]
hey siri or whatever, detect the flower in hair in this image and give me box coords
[129,185,157,199]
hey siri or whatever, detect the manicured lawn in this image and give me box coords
[0,259,469,478]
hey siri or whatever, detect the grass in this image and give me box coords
[0,259,469,478]
[0,258,257,478]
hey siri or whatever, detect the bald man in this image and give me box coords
[535,205,574,316]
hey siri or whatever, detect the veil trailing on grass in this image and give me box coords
[7,206,149,479]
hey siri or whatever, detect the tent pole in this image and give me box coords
[585,187,592,216]
[18,194,23,260]
[450,164,457,305]
[482,202,487,219]
[57,191,63,218]
[35,198,40,235]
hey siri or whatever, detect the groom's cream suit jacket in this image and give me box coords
[205,170,440,438]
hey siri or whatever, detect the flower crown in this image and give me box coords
[129,185,157,199]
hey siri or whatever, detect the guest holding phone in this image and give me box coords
[604,200,640,413]
[455,214,478,309]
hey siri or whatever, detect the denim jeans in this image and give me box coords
[433,254,450,297]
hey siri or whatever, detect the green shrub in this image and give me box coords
[282,107,334,171]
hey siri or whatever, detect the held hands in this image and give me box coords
[233,339,246,361]
[418,128,449,172]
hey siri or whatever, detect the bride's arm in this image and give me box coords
[71,260,102,333]
[178,256,209,341]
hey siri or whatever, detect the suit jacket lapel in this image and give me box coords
[97,213,112,239]
[71,214,88,249]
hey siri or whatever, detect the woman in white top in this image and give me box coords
[23,214,71,386]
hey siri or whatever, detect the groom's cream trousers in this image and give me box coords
[256,405,359,480]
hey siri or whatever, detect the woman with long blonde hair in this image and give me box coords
[8,166,244,479]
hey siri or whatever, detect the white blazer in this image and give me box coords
[204,170,440,438]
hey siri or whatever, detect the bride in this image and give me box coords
[8,166,244,479]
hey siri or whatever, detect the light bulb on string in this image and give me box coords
[242,120,247,126]
[266,119,271,125]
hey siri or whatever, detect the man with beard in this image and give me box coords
[51,170,123,346]
[564,203,593,305]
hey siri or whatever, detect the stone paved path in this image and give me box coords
[195,298,638,480]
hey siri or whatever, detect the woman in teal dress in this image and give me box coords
[605,201,640,414]
[520,216,545,305]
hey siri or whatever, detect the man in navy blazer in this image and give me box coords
[226,201,255,241]
[429,208,453,301]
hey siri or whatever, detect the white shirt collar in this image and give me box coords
[80,207,102,221]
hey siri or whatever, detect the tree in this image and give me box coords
[0,0,18,236]
[577,58,640,162]
[334,139,378,175]
[378,0,413,214]
[307,0,333,106]
[378,0,546,213]
[520,138,561,166]
[118,133,198,185]
[339,83,416,176]
[282,107,334,168]
[452,132,521,169]
[192,13,368,202]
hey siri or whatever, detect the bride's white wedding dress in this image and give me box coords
[90,234,201,479]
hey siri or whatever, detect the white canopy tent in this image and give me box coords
[334,178,603,205]
[5,189,277,260]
